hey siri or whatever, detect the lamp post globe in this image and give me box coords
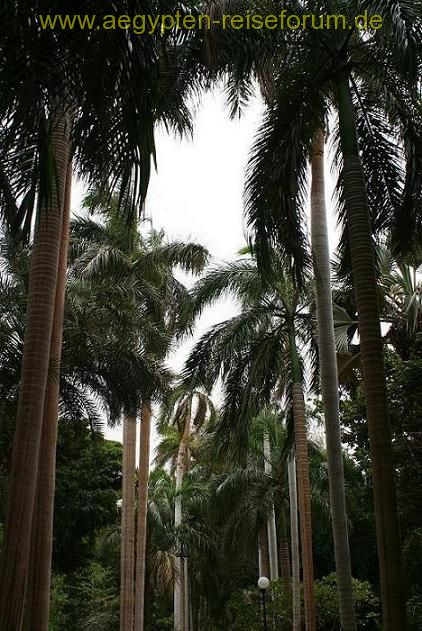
[258,576,270,591]
[258,576,270,630]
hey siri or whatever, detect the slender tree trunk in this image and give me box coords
[336,73,406,630]
[189,597,193,631]
[289,331,316,631]
[264,434,279,580]
[277,509,291,591]
[134,401,152,631]
[24,161,72,631]
[0,110,71,631]
[311,130,357,630]
[174,410,191,631]
[183,557,190,631]
[279,537,291,591]
[258,524,271,579]
[288,455,301,631]
[174,495,184,630]
[120,414,137,631]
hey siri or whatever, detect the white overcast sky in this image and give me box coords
[72,86,338,447]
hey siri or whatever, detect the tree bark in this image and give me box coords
[289,331,316,631]
[258,524,271,579]
[174,409,191,631]
[120,415,137,631]
[336,73,406,630]
[183,557,190,631]
[279,537,291,591]
[134,401,152,631]
[0,110,71,631]
[24,160,72,631]
[288,455,301,631]
[263,434,279,580]
[311,129,357,630]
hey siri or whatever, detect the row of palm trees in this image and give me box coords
[158,242,420,630]
[67,201,209,631]
[0,183,420,629]
[0,0,421,629]
[0,1,196,626]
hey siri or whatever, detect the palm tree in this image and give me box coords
[378,247,422,360]
[24,162,73,631]
[263,432,279,580]
[135,400,153,631]
[70,202,165,631]
[0,212,169,628]
[206,408,286,587]
[157,387,216,631]
[120,414,137,631]
[0,112,72,630]
[0,3,196,625]
[310,130,356,629]
[184,251,319,629]
[288,454,301,631]
[145,462,217,630]
[69,200,209,631]
[232,4,422,625]
[204,404,334,629]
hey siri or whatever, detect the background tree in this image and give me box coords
[211,2,421,625]
[183,250,320,629]
[157,386,216,631]
[0,1,200,624]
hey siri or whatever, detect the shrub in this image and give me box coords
[314,573,380,630]
[223,574,380,630]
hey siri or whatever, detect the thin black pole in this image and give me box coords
[261,589,268,631]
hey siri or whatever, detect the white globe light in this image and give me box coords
[258,576,270,590]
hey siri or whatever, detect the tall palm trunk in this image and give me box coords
[263,434,279,579]
[288,455,300,631]
[336,73,406,630]
[120,414,137,631]
[24,161,72,631]
[174,409,191,631]
[258,524,271,579]
[279,537,291,590]
[289,331,316,631]
[0,110,71,631]
[311,130,357,630]
[183,557,190,631]
[277,508,291,590]
[134,401,152,631]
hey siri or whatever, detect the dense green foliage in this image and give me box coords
[225,575,380,630]
[0,208,421,628]
[39,350,421,628]
[0,1,421,629]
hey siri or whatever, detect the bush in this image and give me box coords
[49,563,119,631]
[223,574,380,630]
[314,573,380,630]
[49,574,69,631]
[407,594,422,631]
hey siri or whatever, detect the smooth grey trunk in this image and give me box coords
[311,130,357,630]
[183,557,190,631]
[174,408,191,631]
[258,525,271,579]
[120,415,137,631]
[134,401,152,631]
[288,455,301,631]
[264,434,279,580]
[189,597,193,631]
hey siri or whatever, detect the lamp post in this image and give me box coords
[258,576,270,631]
